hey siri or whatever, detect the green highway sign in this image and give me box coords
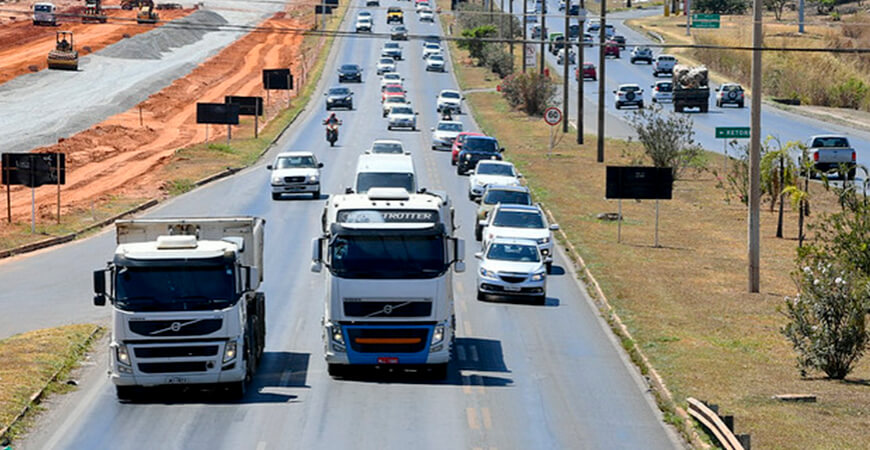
[692,21,720,28]
[693,13,720,20]
[692,13,720,28]
[716,127,750,139]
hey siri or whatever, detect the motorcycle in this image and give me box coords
[323,119,342,147]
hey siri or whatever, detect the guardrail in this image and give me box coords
[687,397,751,450]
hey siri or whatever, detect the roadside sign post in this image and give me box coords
[544,107,563,159]
[716,126,750,171]
[2,153,66,230]
[606,166,674,247]
[692,13,720,29]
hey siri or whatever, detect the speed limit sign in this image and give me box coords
[544,107,562,126]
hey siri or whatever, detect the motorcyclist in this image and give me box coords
[440,108,453,121]
[324,112,340,127]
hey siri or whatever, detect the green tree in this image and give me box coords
[459,25,497,61]
[627,104,705,180]
[695,0,749,14]
[760,137,799,238]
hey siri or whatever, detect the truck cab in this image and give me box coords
[33,2,57,26]
[808,135,857,179]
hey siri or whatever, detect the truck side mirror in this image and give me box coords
[453,238,465,273]
[93,269,107,306]
[318,162,324,168]
[266,165,273,170]
[245,266,259,290]
[311,237,323,273]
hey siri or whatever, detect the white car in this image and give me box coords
[355,17,372,32]
[481,204,558,272]
[367,139,408,155]
[267,151,323,200]
[613,83,644,109]
[431,120,464,150]
[387,105,418,130]
[476,237,547,304]
[422,42,441,59]
[381,42,403,60]
[556,48,575,65]
[380,72,404,90]
[653,54,677,76]
[436,89,462,113]
[376,57,396,75]
[425,53,446,72]
[468,160,521,200]
[382,96,408,117]
[415,1,431,12]
[651,80,674,103]
[419,9,434,22]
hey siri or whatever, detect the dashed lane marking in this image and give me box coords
[466,408,480,430]
[481,407,493,430]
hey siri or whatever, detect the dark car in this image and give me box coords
[568,3,580,15]
[611,34,626,50]
[457,136,504,175]
[325,86,353,110]
[391,25,408,40]
[338,64,362,82]
[567,24,581,40]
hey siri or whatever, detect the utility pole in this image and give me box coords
[562,0,570,133]
[686,0,691,36]
[509,0,514,58]
[577,11,584,144]
[798,0,805,33]
[596,0,606,162]
[522,0,528,72]
[540,2,547,74]
[748,0,763,293]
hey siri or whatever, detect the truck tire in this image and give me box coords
[701,104,708,113]
[430,363,448,380]
[327,363,348,378]
[848,167,857,180]
[474,224,482,242]
[115,385,139,402]
[225,379,246,400]
[313,190,321,200]
[271,193,281,200]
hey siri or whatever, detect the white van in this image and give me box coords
[354,154,417,194]
[33,2,57,26]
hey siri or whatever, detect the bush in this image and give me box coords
[459,25,497,61]
[482,44,514,78]
[694,0,749,14]
[782,254,869,379]
[500,72,556,116]
[627,104,705,180]
[828,77,870,110]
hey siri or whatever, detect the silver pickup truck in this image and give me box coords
[808,135,857,179]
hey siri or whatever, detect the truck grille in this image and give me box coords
[129,319,222,337]
[344,301,432,318]
[284,176,305,183]
[346,328,429,353]
[138,362,208,373]
[134,345,219,358]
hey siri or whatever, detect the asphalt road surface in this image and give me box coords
[13,3,681,449]
[515,2,870,169]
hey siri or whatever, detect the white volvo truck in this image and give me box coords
[93,217,266,400]
[311,188,465,379]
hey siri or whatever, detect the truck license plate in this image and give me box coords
[166,376,189,384]
[377,357,399,364]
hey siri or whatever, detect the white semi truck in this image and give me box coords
[311,188,465,379]
[93,217,266,400]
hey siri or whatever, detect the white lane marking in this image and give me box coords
[481,407,493,430]
[469,345,479,362]
[466,408,480,430]
[457,344,467,361]
[464,320,473,335]
[256,442,267,450]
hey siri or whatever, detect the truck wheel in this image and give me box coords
[848,168,857,180]
[475,224,482,242]
[225,380,246,400]
[115,385,139,402]
[271,193,281,200]
[430,363,448,380]
[327,363,347,378]
[546,261,553,274]
[701,104,708,113]
[312,190,321,200]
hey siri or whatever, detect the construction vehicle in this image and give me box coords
[137,1,159,24]
[93,217,267,400]
[32,2,57,26]
[82,0,108,23]
[47,31,78,71]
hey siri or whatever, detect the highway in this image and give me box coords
[515,2,870,168]
[13,2,681,449]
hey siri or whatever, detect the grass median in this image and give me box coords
[0,324,101,441]
[442,14,870,448]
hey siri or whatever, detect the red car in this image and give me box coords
[575,62,596,81]
[381,84,406,102]
[604,40,620,58]
[451,131,485,165]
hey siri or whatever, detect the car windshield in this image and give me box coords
[394,26,406,32]
[722,85,742,92]
[385,97,405,104]
[276,155,317,168]
[477,163,513,176]
[328,87,350,95]
[356,172,415,193]
[486,243,540,263]
[341,65,359,71]
[386,86,403,93]
[429,55,443,61]
[483,189,531,205]
[379,58,393,65]
[464,138,499,153]
[391,107,413,114]
[438,122,463,132]
[115,265,235,312]
[442,91,460,99]
[426,43,440,50]
[329,234,446,279]
[385,43,399,49]
[372,142,404,154]
[584,64,594,70]
[493,210,545,228]
[620,86,641,92]
[35,4,52,11]
[385,74,400,80]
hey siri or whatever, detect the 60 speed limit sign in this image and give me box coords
[544,107,562,126]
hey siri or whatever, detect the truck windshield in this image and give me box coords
[35,5,52,11]
[330,234,447,279]
[115,266,235,312]
[812,137,849,147]
[356,172,414,193]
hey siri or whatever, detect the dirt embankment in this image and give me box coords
[0,0,193,85]
[2,9,313,222]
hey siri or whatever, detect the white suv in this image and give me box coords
[481,204,558,272]
[653,54,677,76]
[436,89,463,114]
[613,83,644,109]
[476,238,548,304]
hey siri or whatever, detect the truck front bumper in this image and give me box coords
[109,339,245,387]
[324,322,451,365]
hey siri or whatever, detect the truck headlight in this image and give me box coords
[308,175,319,183]
[537,237,550,244]
[223,341,237,363]
[331,326,345,345]
[531,271,546,281]
[271,176,282,184]
[480,267,496,278]
[431,324,445,346]
[116,344,131,366]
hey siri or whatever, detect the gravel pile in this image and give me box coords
[101,10,229,60]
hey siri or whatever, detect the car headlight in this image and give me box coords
[271,176,282,184]
[431,324,445,346]
[116,344,131,366]
[465,154,471,160]
[223,341,237,363]
[480,267,496,278]
[531,271,546,281]
[537,237,550,244]
[308,175,319,183]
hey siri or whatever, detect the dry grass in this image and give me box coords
[449,38,870,448]
[628,11,870,110]
[0,324,99,439]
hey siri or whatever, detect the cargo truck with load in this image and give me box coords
[93,217,266,400]
[673,64,710,113]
